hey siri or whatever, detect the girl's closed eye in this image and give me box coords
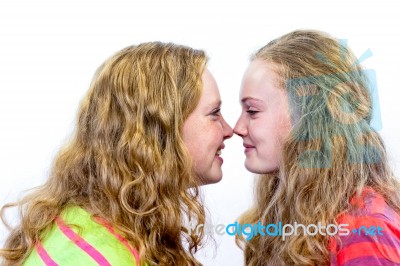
[246,108,259,115]
[211,108,221,117]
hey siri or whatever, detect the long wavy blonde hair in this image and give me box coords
[237,30,400,265]
[1,42,208,265]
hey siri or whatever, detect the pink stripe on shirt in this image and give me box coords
[35,241,59,266]
[94,217,140,265]
[56,217,111,266]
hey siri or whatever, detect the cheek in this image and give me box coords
[248,119,287,156]
[211,122,223,141]
[248,119,269,143]
[277,114,292,142]
[191,123,220,154]
[202,119,222,140]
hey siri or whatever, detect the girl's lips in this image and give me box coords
[243,143,255,148]
[215,155,223,164]
[215,143,225,163]
[243,143,255,154]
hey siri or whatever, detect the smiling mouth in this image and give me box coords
[243,144,255,154]
[243,144,255,149]
[216,144,225,156]
[214,149,224,163]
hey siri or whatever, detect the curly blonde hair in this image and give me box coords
[237,30,400,265]
[1,42,208,265]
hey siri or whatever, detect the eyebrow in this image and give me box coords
[210,100,222,108]
[240,97,263,104]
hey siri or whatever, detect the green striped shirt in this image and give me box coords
[23,206,139,266]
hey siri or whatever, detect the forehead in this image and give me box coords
[240,60,282,100]
[199,69,221,106]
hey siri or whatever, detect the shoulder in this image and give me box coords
[23,206,139,266]
[329,188,400,265]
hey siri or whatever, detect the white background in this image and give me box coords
[1,0,399,265]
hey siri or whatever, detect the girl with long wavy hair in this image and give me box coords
[0,42,233,265]
[234,30,400,265]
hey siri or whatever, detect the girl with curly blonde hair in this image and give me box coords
[1,42,232,265]
[234,30,400,265]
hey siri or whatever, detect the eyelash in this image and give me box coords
[246,110,258,115]
[211,108,221,116]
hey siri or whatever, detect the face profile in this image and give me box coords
[183,69,233,184]
[0,42,232,266]
[234,30,400,266]
[234,59,291,174]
